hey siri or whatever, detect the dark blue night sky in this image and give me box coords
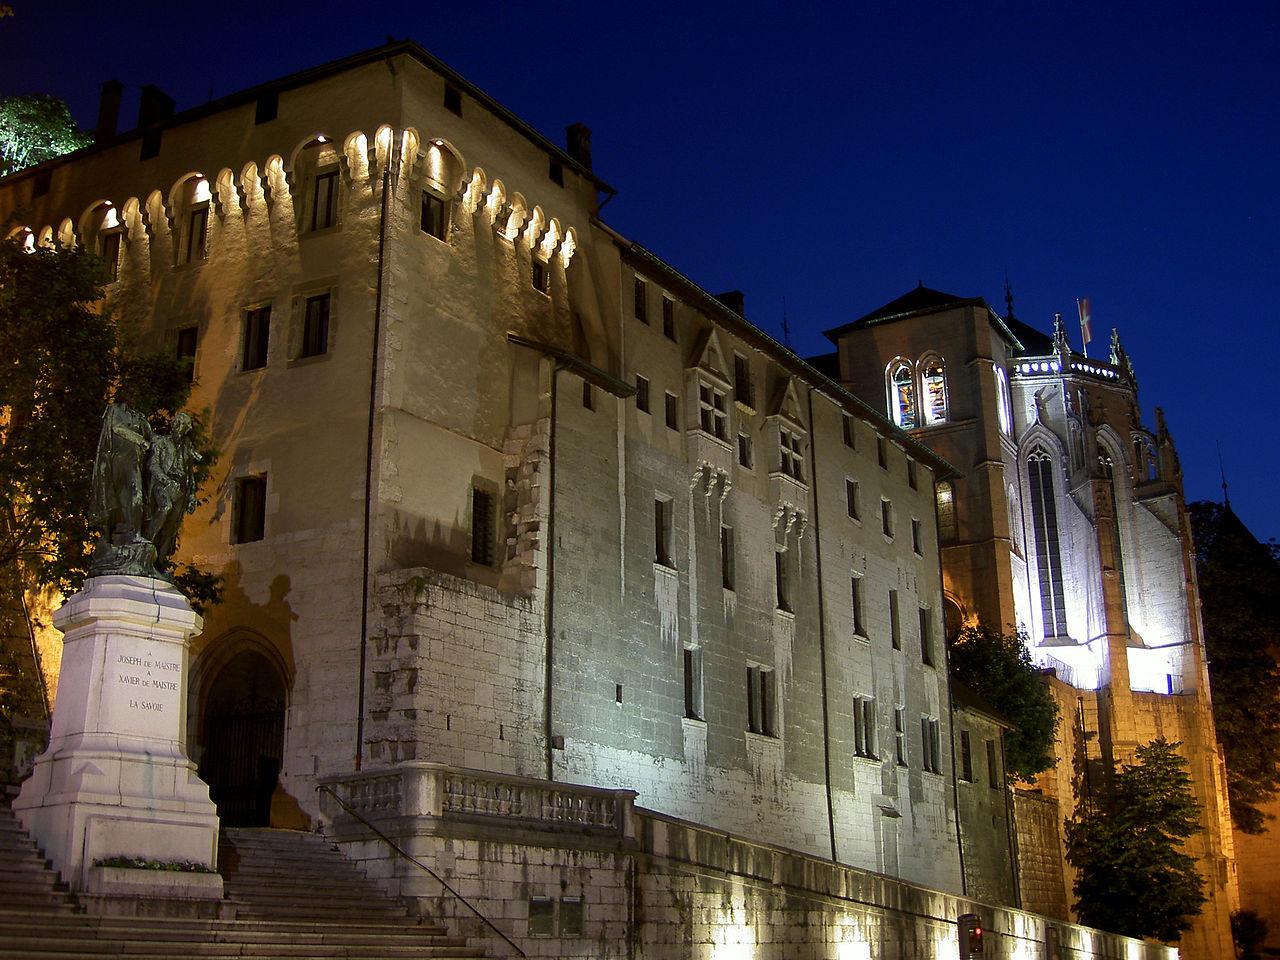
[4,1,1276,539]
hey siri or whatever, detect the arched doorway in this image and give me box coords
[943,595,966,643]
[196,648,285,827]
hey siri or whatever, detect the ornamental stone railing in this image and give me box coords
[319,762,637,840]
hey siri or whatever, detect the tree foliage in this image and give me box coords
[948,622,1060,782]
[1065,738,1206,942]
[0,94,91,177]
[0,236,220,610]
[1188,500,1280,833]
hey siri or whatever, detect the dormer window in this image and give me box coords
[698,383,729,441]
[779,427,804,482]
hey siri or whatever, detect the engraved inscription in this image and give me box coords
[115,652,181,712]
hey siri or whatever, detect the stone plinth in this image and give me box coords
[14,576,221,897]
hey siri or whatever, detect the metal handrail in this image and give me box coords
[316,782,527,958]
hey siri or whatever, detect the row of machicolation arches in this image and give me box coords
[7,126,579,281]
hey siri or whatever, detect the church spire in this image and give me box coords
[1004,274,1015,320]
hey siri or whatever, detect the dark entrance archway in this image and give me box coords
[196,648,285,827]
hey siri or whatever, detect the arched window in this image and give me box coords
[936,480,958,543]
[887,360,916,429]
[1027,446,1068,639]
[996,366,1012,435]
[1099,453,1128,603]
[920,357,947,425]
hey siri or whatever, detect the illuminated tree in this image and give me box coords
[1065,738,1206,942]
[948,622,1059,782]
[0,94,92,176]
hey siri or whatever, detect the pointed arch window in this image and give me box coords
[888,361,916,429]
[921,357,947,425]
[1027,447,1068,639]
[1099,453,1128,605]
[996,366,1013,435]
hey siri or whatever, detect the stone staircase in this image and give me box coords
[0,803,486,959]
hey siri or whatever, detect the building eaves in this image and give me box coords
[613,233,957,481]
[950,678,1014,730]
[0,39,617,197]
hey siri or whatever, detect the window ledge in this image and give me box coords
[853,632,869,643]
[769,470,808,491]
[287,352,332,369]
[300,223,342,240]
[852,753,880,764]
[733,399,757,415]
[745,730,781,747]
[237,365,267,377]
[686,428,733,450]
[774,607,795,621]
[653,560,677,575]
[681,716,707,729]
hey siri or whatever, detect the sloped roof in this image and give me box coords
[823,284,1023,350]
[1005,316,1056,356]
[951,678,1013,730]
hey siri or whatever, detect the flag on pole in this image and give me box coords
[1077,297,1093,355]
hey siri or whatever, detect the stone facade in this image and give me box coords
[825,288,1237,956]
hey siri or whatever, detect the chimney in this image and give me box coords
[137,85,175,128]
[95,80,123,140]
[565,123,592,171]
[714,290,745,317]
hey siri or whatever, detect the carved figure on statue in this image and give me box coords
[89,403,200,578]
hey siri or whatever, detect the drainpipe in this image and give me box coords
[805,389,838,862]
[354,140,393,772]
[937,471,969,895]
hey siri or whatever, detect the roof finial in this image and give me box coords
[781,296,792,352]
[1004,271,1015,320]
[1217,440,1231,508]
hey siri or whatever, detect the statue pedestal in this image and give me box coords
[15,576,221,898]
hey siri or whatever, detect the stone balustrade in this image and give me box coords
[319,763,636,839]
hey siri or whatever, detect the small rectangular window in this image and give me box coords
[889,590,901,649]
[881,499,894,538]
[254,90,278,125]
[894,708,906,766]
[528,897,554,938]
[634,278,648,323]
[101,232,122,281]
[733,354,753,408]
[908,459,918,489]
[856,697,878,758]
[582,381,594,410]
[747,666,775,737]
[937,481,959,543]
[851,577,865,637]
[654,498,672,567]
[421,192,447,240]
[471,487,495,566]
[912,518,923,555]
[698,384,729,441]
[635,376,650,413]
[559,897,582,937]
[919,607,934,666]
[531,259,549,293]
[846,478,860,520]
[721,526,735,591]
[311,170,338,231]
[662,297,676,340]
[548,158,564,186]
[920,717,942,774]
[779,428,804,481]
[986,739,1000,788]
[683,647,703,721]
[443,85,462,117]
[232,475,267,544]
[300,293,330,358]
[242,306,271,371]
[665,392,678,430]
[775,548,791,613]
[877,437,888,469]
[185,207,207,263]
[842,413,855,449]
[960,730,973,781]
[175,326,198,383]
[737,433,753,469]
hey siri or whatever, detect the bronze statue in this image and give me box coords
[89,404,200,578]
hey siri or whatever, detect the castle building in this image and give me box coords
[821,285,1238,957]
[0,40,1205,959]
